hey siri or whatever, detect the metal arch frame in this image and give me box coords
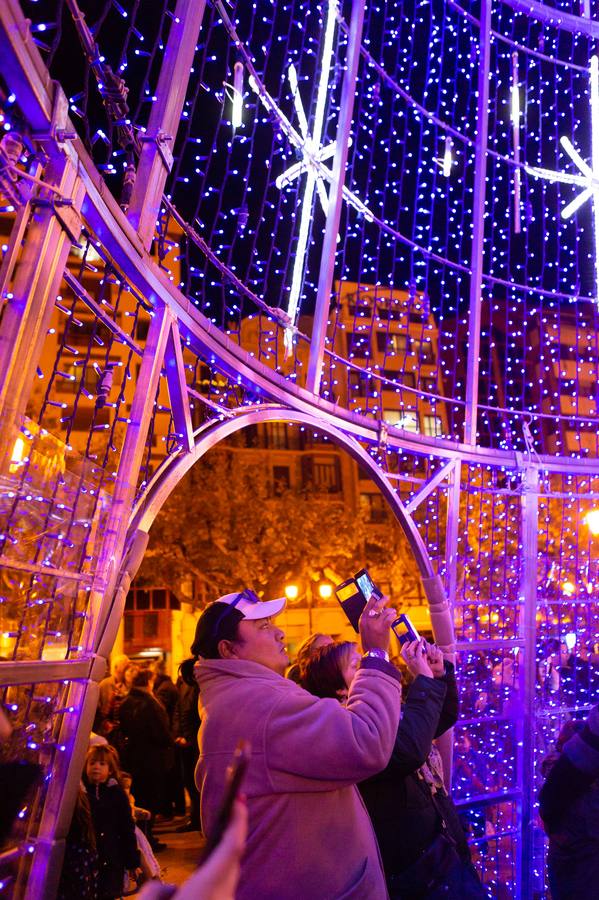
[500,0,599,37]
[0,4,588,477]
[5,0,599,483]
[121,406,457,777]
[130,406,435,579]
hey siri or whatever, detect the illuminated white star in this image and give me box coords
[526,55,599,304]
[275,0,338,354]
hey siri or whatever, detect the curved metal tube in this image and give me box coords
[130,406,436,579]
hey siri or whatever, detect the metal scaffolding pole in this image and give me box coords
[518,464,539,900]
[439,459,462,787]
[464,0,492,446]
[127,0,207,250]
[306,0,366,394]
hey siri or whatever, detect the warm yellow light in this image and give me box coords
[585,509,599,536]
[9,436,26,473]
[11,437,25,465]
[284,584,299,601]
[318,583,333,600]
[562,580,576,597]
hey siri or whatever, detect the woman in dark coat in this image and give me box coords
[117,667,175,818]
[539,708,599,900]
[303,638,486,900]
[174,661,202,831]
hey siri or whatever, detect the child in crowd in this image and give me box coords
[56,785,99,900]
[83,745,140,899]
[121,771,162,884]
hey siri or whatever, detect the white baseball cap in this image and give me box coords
[214,589,286,619]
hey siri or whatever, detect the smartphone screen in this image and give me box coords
[356,570,375,600]
[391,614,420,645]
[336,581,360,604]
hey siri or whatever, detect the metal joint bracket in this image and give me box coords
[34,81,76,146]
[90,654,109,682]
[521,463,540,494]
[139,131,174,171]
[32,197,82,246]
[405,458,457,514]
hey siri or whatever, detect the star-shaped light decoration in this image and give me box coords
[526,55,599,304]
[275,0,338,354]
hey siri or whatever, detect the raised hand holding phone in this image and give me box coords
[359,592,396,654]
[402,638,434,678]
[335,568,382,632]
[426,643,445,677]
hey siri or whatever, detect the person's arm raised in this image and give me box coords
[266,594,401,789]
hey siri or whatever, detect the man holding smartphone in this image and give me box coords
[191,588,401,900]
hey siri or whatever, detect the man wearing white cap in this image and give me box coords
[192,588,401,900]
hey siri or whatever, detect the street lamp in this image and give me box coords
[318,583,333,600]
[284,584,299,602]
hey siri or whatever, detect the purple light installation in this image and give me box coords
[2,0,599,896]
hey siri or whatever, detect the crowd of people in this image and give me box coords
[189,589,487,900]
[50,587,599,899]
[93,652,201,846]
[55,651,204,898]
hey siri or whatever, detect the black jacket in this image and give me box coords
[118,687,174,772]
[358,662,467,879]
[154,674,179,729]
[83,778,139,900]
[539,706,599,900]
[174,677,200,745]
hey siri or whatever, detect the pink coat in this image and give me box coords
[195,657,401,900]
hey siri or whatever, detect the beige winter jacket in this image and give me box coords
[195,656,401,900]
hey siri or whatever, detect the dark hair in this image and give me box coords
[555,718,584,752]
[179,602,245,684]
[287,634,332,683]
[179,657,198,686]
[302,642,356,699]
[72,785,97,851]
[131,668,153,689]
[85,744,121,782]
[190,602,245,659]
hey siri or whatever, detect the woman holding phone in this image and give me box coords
[303,638,486,900]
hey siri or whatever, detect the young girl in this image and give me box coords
[57,785,98,900]
[83,745,140,899]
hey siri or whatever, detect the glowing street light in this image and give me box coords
[318,583,333,600]
[284,584,299,601]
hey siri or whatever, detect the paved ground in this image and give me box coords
[152,817,206,887]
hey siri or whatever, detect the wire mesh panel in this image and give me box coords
[450,463,524,897]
